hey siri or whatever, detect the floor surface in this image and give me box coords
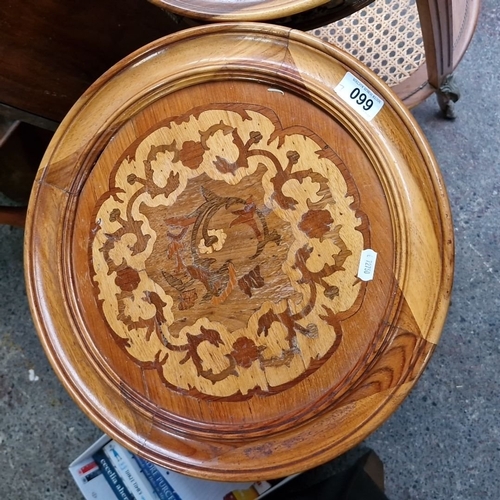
[0,2,499,499]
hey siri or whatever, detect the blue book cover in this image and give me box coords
[133,455,181,500]
[92,449,134,500]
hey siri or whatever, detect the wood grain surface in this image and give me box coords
[24,23,454,481]
[0,0,181,123]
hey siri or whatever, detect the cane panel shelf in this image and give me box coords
[25,24,453,481]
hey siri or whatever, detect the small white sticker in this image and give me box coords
[357,249,377,281]
[334,72,384,121]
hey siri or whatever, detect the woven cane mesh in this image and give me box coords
[308,0,426,86]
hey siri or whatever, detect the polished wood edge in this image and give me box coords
[136,377,435,481]
[147,0,330,22]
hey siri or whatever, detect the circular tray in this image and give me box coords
[25,23,453,481]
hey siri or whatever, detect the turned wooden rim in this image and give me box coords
[148,0,330,22]
[25,23,454,480]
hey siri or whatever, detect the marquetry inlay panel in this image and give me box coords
[25,24,453,481]
[90,103,368,398]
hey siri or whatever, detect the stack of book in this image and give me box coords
[70,435,292,500]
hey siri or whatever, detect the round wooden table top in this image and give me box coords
[148,0,329,21]
[25,23,454,481]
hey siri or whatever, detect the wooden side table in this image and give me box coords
[25,24,453,480]
[310,0,481,116]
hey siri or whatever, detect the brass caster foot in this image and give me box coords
[437,74,461,120]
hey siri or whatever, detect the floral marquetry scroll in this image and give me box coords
[90,104,368,398]
[25,24,453,481]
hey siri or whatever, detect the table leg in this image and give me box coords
[416,0,460,118]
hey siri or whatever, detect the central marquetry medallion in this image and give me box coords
[90,103,368,398]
